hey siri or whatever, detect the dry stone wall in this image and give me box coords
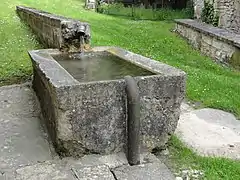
[16,6,91,52]
[175,19,240,67]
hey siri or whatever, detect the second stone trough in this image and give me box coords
[17,6,186,158]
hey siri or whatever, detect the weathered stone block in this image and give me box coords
[15,161,115,180]
[29,47,186,157]
[202,34,213,45]
[229,48,240,69]
[188,29,202,49]
[212,38,224,49]
[200,41,212,55]
[112,162,175,180]
[85,0,96,9]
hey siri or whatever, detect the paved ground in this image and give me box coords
[0,83,174,180]
[176,103,240,159]
[1,83,239,179]
[0,83,55,178]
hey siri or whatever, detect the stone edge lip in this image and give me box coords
[28,46,186,88]
[16,5,91,52]
[175,19,240,48]
[16,5,88,24]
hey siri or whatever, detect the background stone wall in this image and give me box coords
[175,19,240,67]
[230,0,240,33]
[193,0,204,19]
[16,6,91,52]
[193,0,240,34]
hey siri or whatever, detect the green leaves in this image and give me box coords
[97,3,193,21]
[201,0,219,26]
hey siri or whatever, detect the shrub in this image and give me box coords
[201,0,219,26]
[97,3,194,21]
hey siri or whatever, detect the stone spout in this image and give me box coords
[16,6,91,53]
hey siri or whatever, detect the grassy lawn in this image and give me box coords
[0,0,240,179]
[97,3,193,20]
[0,0,41,85]
[166,136,240,179]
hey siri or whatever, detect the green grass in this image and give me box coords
[167,136,240,179]
[0,0,240,178]
[0,0,41,85]
[98,3,193,20]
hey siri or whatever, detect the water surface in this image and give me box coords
[53,52,154,82]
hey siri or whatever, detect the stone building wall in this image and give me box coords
[193,0,204,19]
[230,0,240,33]
[193,0,240,34]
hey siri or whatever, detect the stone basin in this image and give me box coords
[29,46,186,157]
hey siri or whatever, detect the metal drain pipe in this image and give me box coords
[124,76,140,166]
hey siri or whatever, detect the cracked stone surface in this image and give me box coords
[29,46,186,157]
[113,162,175,180]
[0,83,175,179]
[176,103,240,159]
[1,82,239,179]
[64,152,128,169]
[15,162,115,180]
[0,83,54,175]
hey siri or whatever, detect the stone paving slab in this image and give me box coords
[176,103,240,159]
[15,161,76,180]
[64,152,128,169]
[64,152,159,169]
[113,162,175,180]
[13,154,173,180]
[0,84,54,174]
[14,161,115,180]
[73,165,115,180]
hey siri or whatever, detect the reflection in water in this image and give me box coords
[53,52,154,82]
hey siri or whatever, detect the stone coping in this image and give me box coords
[16,5,87,23]
[175,19,240,48]
[28,46,186,88]
[16,6,90,52]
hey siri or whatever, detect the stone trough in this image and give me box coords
[18,6,186,157]
[29,47,185,157]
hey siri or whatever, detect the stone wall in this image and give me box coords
[193,0,204,19]
[29,47,186,157]
[175,19,240,67]
[193,0,240,34]
[85,0,96,9]
[16,6,91,52]
[230,0,240,33]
